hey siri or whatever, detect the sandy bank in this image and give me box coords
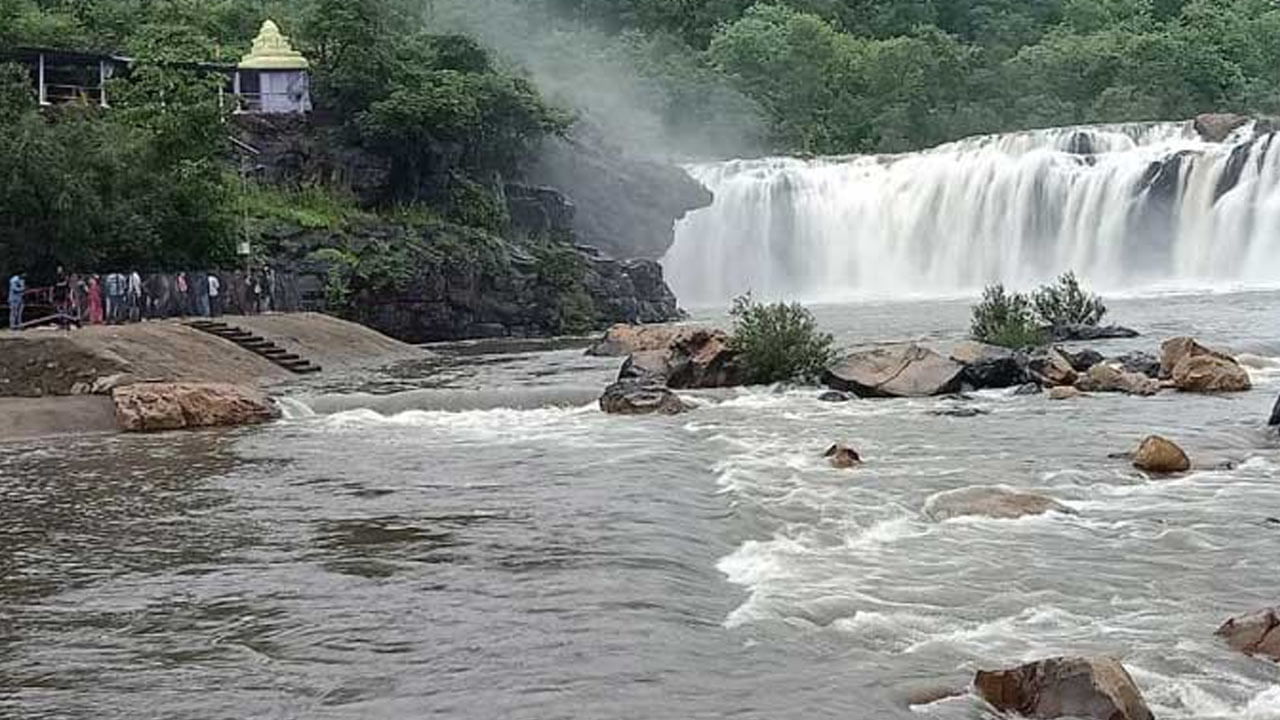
[0,314,422,438]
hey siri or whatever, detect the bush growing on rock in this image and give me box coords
[973,273,1108,348]
[729,294,834,384]
[1033,272,1107,328]
[970,284,1044,349]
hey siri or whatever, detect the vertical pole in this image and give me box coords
[99,60,108,108]
[38,53,47,105]
[232,70,241,113]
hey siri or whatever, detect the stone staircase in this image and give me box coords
[187,320,322,375]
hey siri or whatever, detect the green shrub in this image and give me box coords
[1032,271,1107,328]
[728,293,835,384]
[970,284,1045,349]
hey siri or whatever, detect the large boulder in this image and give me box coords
[611,326,742,389]
[1028,348,1079,387]
[974,656,1154,720]
[589,324,690,357]
[1063,348,1105,373]
[599,378,687,415]
[824,344,964,398]
[1159,337,1236,378]
[950,341,1028,389]
[1216,608,1280,662]
[924,487,1073,521]
[1171,355,1251,393]
[112,383,280,432]
[1075,363,1161,396]
[1194,112,1250,143]
[1132,435,1191,473]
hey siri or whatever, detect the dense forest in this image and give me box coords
[1,0,1278,276]
[504,0,1280,154]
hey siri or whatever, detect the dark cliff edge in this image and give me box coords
[233,116,710,342]
[525,125,714,261]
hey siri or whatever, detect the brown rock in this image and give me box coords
[1171,355,1251,393]
[599,378,687,416]
[607,325,743,389]
[1132,435,1191,473]
[1049,386,1084,401]
[974,656,1154,720]
[824,443,862,469]
[1076,364,1161,396]
[1216,608,1280,661]
[824,344,964,398]
[1194,112,1250,143]
[924,486,1073,521]
[112,382,280,432]
[1159,337,1236,378]
[1028,348,1079,387]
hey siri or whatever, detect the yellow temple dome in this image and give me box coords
[239,20,310,71]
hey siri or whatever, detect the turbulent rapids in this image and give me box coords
[666,120,1280,305]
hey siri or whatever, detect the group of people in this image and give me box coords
[5,267,278,331]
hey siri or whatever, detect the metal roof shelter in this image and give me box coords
[3,47,131,108]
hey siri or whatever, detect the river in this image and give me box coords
[4,291,1280,719]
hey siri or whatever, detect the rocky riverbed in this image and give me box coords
[6,290,1280,719]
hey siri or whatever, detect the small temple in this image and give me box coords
[4,19,312,116]
[233,20,312,115]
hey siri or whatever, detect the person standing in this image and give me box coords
[87,275,104,325]
[175,272,190,317]
[127,270,143,322]
[8,272,25,330]
[207,273,222,317]
[103,272,122,323]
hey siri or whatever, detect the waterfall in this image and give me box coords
[664,121,1280,306]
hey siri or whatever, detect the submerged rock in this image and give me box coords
[1013,382,1043,396]
[1075,363,1161,396]
[824,443,862,469]
[599,378,687,415]
[950,341,1028,389]
[930,406,990,418]
[824,344,964,398]
[1049,386,1084,401]
[1269,394,1280,427]
[113,382,280,432]
[974,656,1154,720]
[818,390,853,403]
[1217,608,1280,661]
[1132,435,1191,473]
[1028,348,1079,387]
[924,487,1073,521]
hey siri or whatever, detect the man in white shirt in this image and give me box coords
[208,273,221,317]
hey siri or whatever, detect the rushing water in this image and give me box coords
[666,122,1280,305]
[6,292,1280,719]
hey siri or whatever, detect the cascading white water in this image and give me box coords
[665,121,1280,306]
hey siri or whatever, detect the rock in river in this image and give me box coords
[1159,337,1241,378]
[974,656,1154,720]
[924,486,1073,521]
[603,324,744,389]
[1075,363,1161,396]
[824,443,863,468]
[599,378,687,416]
[1216,607,1280,661]
[113,382,280,432]
[1132,435,1191,473]
[1049,324,1141,342]
[950,341,1028,389]
[1049,386,1084,401]
[1170,354,1251,393]
[1028,348,1078,387]
[1113,351,1161,379]
[824,344,964,398]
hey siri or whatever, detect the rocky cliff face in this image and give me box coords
[525,126,714,260]
[235,116,701,342]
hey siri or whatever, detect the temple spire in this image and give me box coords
[238,20,309,71]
